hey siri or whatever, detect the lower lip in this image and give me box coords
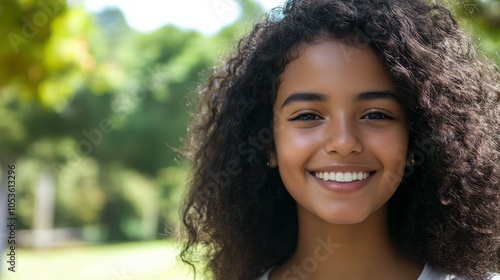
[311,172,375,193]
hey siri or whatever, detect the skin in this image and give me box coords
[270,39,423,280]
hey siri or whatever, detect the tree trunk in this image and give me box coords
[33,168,55,248]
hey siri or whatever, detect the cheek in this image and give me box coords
[391,128,409,161]
[275,129,321,165]
[366,126,408,153]
[366,128,409,185]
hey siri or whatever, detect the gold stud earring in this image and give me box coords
[407,154,415,167]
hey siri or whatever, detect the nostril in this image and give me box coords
[323,128,363,156]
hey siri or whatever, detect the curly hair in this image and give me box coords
[180,0,500,279]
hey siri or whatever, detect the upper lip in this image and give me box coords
[309,165,375,173]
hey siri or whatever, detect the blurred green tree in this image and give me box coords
[0,0,96,163]
[451,0,500,63]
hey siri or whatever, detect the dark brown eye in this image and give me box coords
[362,112,393,120]
[290,113,321,121]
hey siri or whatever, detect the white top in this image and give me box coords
[255,263,500,280]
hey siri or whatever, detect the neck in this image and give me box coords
[270,204,423,280]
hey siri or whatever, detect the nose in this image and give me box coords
[324,115,363,156]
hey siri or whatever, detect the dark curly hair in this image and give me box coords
[180,0,500,279]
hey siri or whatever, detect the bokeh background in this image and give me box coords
[0,0,498,279]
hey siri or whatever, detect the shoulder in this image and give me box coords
[255,265,500,280]
[255,267,273,280]
[485,273,500,280]
[422,264,500,280]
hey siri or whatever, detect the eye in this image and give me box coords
[289,112,322,122]
[362,111,394,120]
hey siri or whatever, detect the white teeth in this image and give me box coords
[344,172,352,182]
[314,171,370,182]
[336,173,344,182]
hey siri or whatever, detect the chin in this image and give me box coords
[316,201,387,226]
[312,206,371,225]
[320,213,370,225]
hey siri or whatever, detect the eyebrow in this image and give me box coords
[280,92,328,108]
[354,90,401,103]
[280,90,401,108]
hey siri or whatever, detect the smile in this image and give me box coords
[313,171,370,183]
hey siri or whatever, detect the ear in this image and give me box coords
[267,146,278,168]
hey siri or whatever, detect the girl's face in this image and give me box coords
[273,39,408,225]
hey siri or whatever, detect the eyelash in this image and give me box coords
[362,111,395,120]
[289,112,322,122]
[289,111,395,122]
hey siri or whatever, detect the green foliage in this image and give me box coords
[0,91,29,156]
[0,0,95,108]
[157,165,189,236]
[451,0,500,64]
[10,158,40,229]
[0,0,97,167]
[98,163,158,241]
[56,157,105,226]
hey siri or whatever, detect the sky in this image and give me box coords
[83,0,285,34]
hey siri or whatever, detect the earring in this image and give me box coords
[267,152,278,168]
[407,154,415,167]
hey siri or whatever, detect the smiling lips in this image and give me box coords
[314,171,371,183]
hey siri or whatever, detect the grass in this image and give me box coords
[1,240,195,280]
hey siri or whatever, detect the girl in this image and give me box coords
[180,0,500,279]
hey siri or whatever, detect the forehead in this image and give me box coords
[277,39,397,100]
